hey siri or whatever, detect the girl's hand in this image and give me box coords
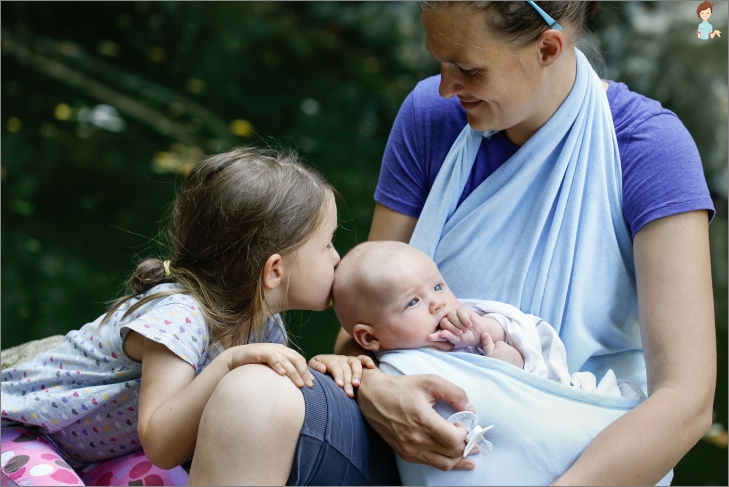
[308,354,376,397]
[225,343,314,388]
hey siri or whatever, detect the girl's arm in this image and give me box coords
[137,339,312,469]
[554,210,716,485]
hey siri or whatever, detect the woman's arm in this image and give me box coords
[137,338,312,469]
[554,210,716,485]
[368,203,418,242]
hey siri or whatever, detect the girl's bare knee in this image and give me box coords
[189,365,305,485]
[204,364,305,436]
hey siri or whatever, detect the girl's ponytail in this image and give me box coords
[129,258,175,294]
[101,258,180,325]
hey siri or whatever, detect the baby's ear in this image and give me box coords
[352,324,380,351]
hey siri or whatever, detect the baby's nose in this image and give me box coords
[430,298,445,314]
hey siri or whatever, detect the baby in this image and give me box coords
[332,241,645,400]
[332,240,525,367]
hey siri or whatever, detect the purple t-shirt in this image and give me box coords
[375,75,714,238]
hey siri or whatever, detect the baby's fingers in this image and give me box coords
[455,308,474,327]
[439,316,463,335]
[438,329,460,344]
[427,331,449,342]
[481,332,495,356]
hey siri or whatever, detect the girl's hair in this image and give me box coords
[104,146,335,348]
[421,1,601,47]
[697,1,713,18]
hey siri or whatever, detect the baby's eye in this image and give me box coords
[407,298,419,308]
[434,284,443,292]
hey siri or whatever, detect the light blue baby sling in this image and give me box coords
[379,49,672,485]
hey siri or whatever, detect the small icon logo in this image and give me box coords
[697,1,721,40]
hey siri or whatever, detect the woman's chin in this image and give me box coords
[466,113,499,133]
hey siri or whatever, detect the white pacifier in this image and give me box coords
[446,411,494,457]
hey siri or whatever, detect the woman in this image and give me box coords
[334,1,716,485]
[190,2,716,485]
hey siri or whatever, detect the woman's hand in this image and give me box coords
[358,366,478,471]
[225,343,314,388]
[308,354,376,397]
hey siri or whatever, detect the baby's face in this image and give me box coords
[373,251,461,350]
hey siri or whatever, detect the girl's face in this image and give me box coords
[700,8,712,21]
[284,196,340,312]
[422,7,550,145]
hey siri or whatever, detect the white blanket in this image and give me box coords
[460,299,644,399]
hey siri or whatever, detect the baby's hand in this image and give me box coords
[308,354,376,398]
[428,307,484,347]
[481,333,525,369]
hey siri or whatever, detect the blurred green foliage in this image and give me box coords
[1,2,726,484]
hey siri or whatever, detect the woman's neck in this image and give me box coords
[504,49,577,147]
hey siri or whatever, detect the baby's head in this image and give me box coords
[332,241,460,352]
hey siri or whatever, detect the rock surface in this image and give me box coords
[1,335,65,370]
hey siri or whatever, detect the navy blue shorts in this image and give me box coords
[287,369,401,486]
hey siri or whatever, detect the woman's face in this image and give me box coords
[422,7,548,142]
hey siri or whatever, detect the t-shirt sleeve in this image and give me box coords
[122,301,209,371]
[261,314,288,345]
[375,90,429,218]
[621,112,715,237]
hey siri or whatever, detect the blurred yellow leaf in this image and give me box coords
[152,145,203,176]
[148,46,166,63]
[229,119,253,137]
[97,40,119,57]
[185,78,207,95]
[6,117,21,132]
[54,103,72,121]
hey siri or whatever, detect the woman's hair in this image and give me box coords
[697,1,713,18]
[421,1,601,47]
[103,146,335,348]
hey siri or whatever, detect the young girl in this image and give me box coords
[1,146,341,486]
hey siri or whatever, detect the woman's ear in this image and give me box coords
[536,29,565,66]
[353,324,381,351]
[262,253,284,290]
